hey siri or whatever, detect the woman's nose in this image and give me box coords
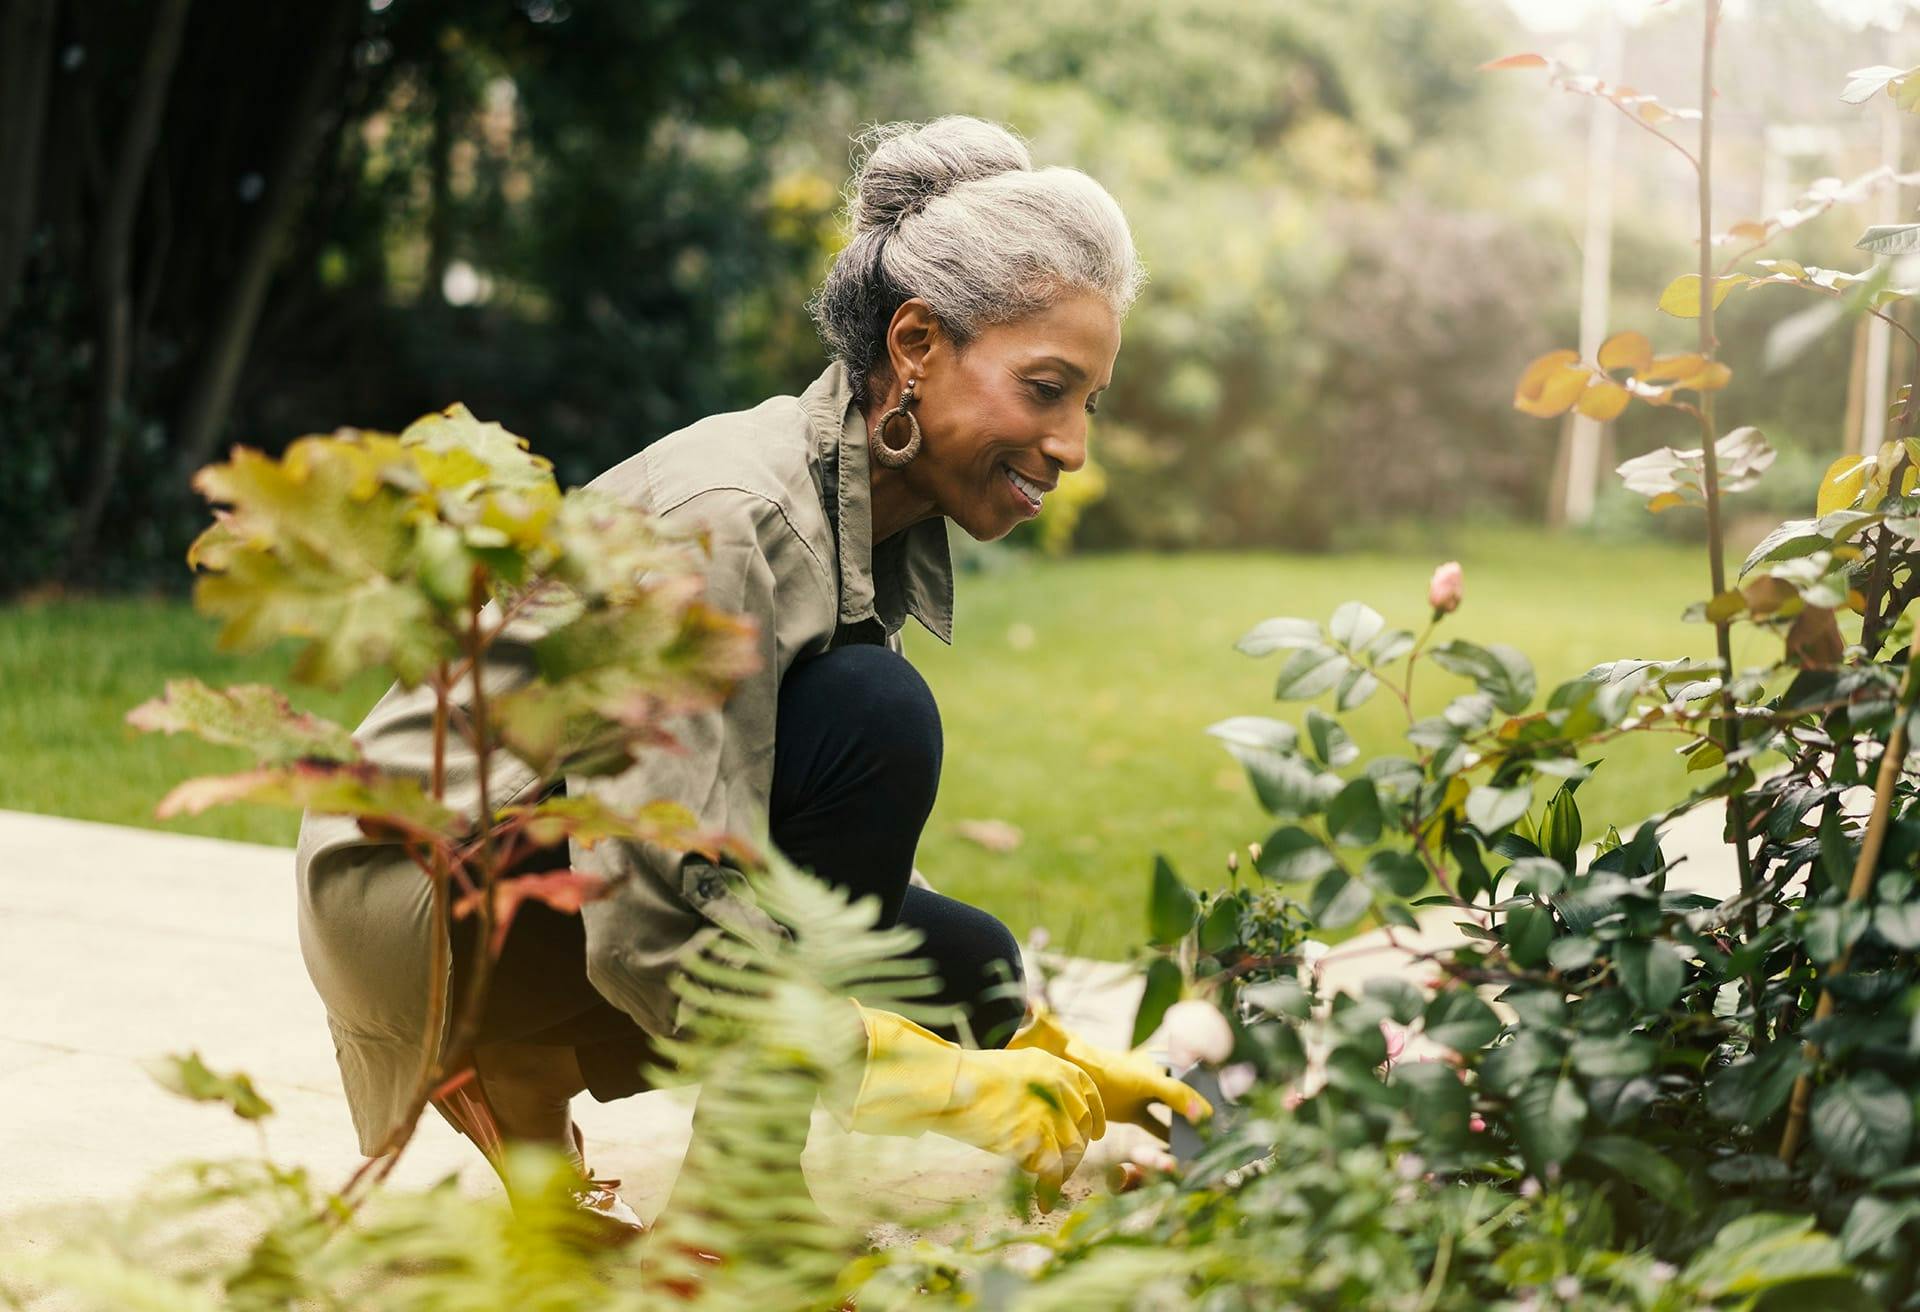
[1041,418,1088,475]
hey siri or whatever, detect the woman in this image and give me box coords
[294,116,1206,1230]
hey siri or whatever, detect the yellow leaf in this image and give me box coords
[1741,577,1797,618]
[1681,361,1733,392]
[1705,590,1747,623]
[1657,273,1749,318]
[1727,220,1769,242]
[1575,379,1631,421]
[1647,492,1689,513]
[1817,455,1872,516]
[1598,330,1653,373]
[1514,351,1592,418]
[1640,353,1708,382]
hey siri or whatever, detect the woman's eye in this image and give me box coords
[1028,379,1064,402]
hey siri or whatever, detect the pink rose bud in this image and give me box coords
[1428,561,1464,616]
[1162,999,1235,1067]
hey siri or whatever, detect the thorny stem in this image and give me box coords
[1779,620,1920,1163]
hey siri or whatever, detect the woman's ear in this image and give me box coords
[884,298,941,385]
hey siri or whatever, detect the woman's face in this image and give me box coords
[892,290,1123,542]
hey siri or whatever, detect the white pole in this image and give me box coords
[1859,71,1902,455]
[1563,11,1622,525]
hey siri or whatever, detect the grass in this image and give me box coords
[0,527,1766,959]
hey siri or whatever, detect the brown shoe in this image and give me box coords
[433,1066,649,1243]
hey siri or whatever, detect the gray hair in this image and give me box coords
[807,116,1146,406]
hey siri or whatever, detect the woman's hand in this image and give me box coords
[1008,1005,1213,1132]
[845,1003,1106,1191]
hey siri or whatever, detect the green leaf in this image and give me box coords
[1504,903,1554,967]
[1149,855,1198,946]
[1684,1213,1851,1299]
[1805,902,1871,963]
[1569,1033,1657,1079]
[1875,901,1920,950]
[1205,716,1301,754]
[1395,1060,1471,1147]
[126,679,359,766]
[1428,639,1537,713]
[1273,645,1350,700]
[1857,223,1920,256]
[1480,1032,1558,1098]
[1841,1193,1920,1260]
[1424,990,1502,1053]
[1335,664,1380,712]
[1228,745,1324,818]
[154,761,460,832]
[1327,779,1383,846]
[1363,976,1425,1025]
[1578,1135,1692,1211]
[1512,1070,1587,1170]
[1198,894,1242,955]
[1310,868,1373,929]
[1132,957,1184,1048]
[1329,601,1385,651]
[1243,977,1311,1021]
[1812,1071,1914,1177]
[1363,850,1429,898]
[145,1051,275,1121]
[1507,856,1567,896]
[1547,936,1599,972]
[1366,627,1416,665]
[1466,785,1531,835]
[1257,826,1339,882]
[1616,940,1686,1011]
[1707,1044,1803,1126]
[1236,617,1322,656]
[1305,708,1358,767]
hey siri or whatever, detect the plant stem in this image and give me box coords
[1778,620,1920,1163]
[1691,0,1761,1019]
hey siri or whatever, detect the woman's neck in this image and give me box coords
[862,399,939,544]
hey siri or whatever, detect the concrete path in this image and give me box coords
[0,800,1748,1236]
[0,810,1154,1235]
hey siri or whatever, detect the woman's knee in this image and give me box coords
[780,644,942,803]
[899,888,1027,1049]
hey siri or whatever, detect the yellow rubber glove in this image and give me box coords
[1008,1005,1214,1131]
[847,1003,1107,1192]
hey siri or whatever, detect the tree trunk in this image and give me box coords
[65,0,193,580]
[170,0,359,488]
[0,0,60,330]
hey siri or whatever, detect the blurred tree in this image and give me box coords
[0,0,935,592]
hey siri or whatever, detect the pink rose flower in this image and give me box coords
[1428,561,1464,616]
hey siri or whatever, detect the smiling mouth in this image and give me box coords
[1002,462,1050,514]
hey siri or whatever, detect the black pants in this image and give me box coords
[454,643,1028,1101]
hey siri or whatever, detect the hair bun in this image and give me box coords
[848,116,1032,232]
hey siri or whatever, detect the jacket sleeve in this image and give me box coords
[575,485,835,1037]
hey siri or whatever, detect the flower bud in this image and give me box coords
[1162,999,1235,1067]
[1428,560,1464,616]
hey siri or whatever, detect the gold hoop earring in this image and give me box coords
[870,377,922,468]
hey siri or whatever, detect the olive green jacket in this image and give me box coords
[293,361,955,1153]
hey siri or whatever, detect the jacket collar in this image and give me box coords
[802,361,955,645]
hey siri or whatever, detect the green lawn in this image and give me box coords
[0,529,1764,959]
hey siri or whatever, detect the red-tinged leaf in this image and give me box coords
[1597,330,1653,374]
[127,679,358,766]
[1480,52,1550,72]
[1787,607,1846,669]
[500,794,705,851]
[455,870,612,956]
[155,761,459,837]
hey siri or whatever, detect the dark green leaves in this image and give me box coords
[1512,1071,1587,1169]
[1424,990,1501,1052]
[1615,940,1686,1011]
[1150,855,1198,945]
[1811,1072,1913,1177]
[1258,827,1339,882]
[1132,957,1183,1048]
[1429,639,1537,713]
[1306,709,1357,768]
